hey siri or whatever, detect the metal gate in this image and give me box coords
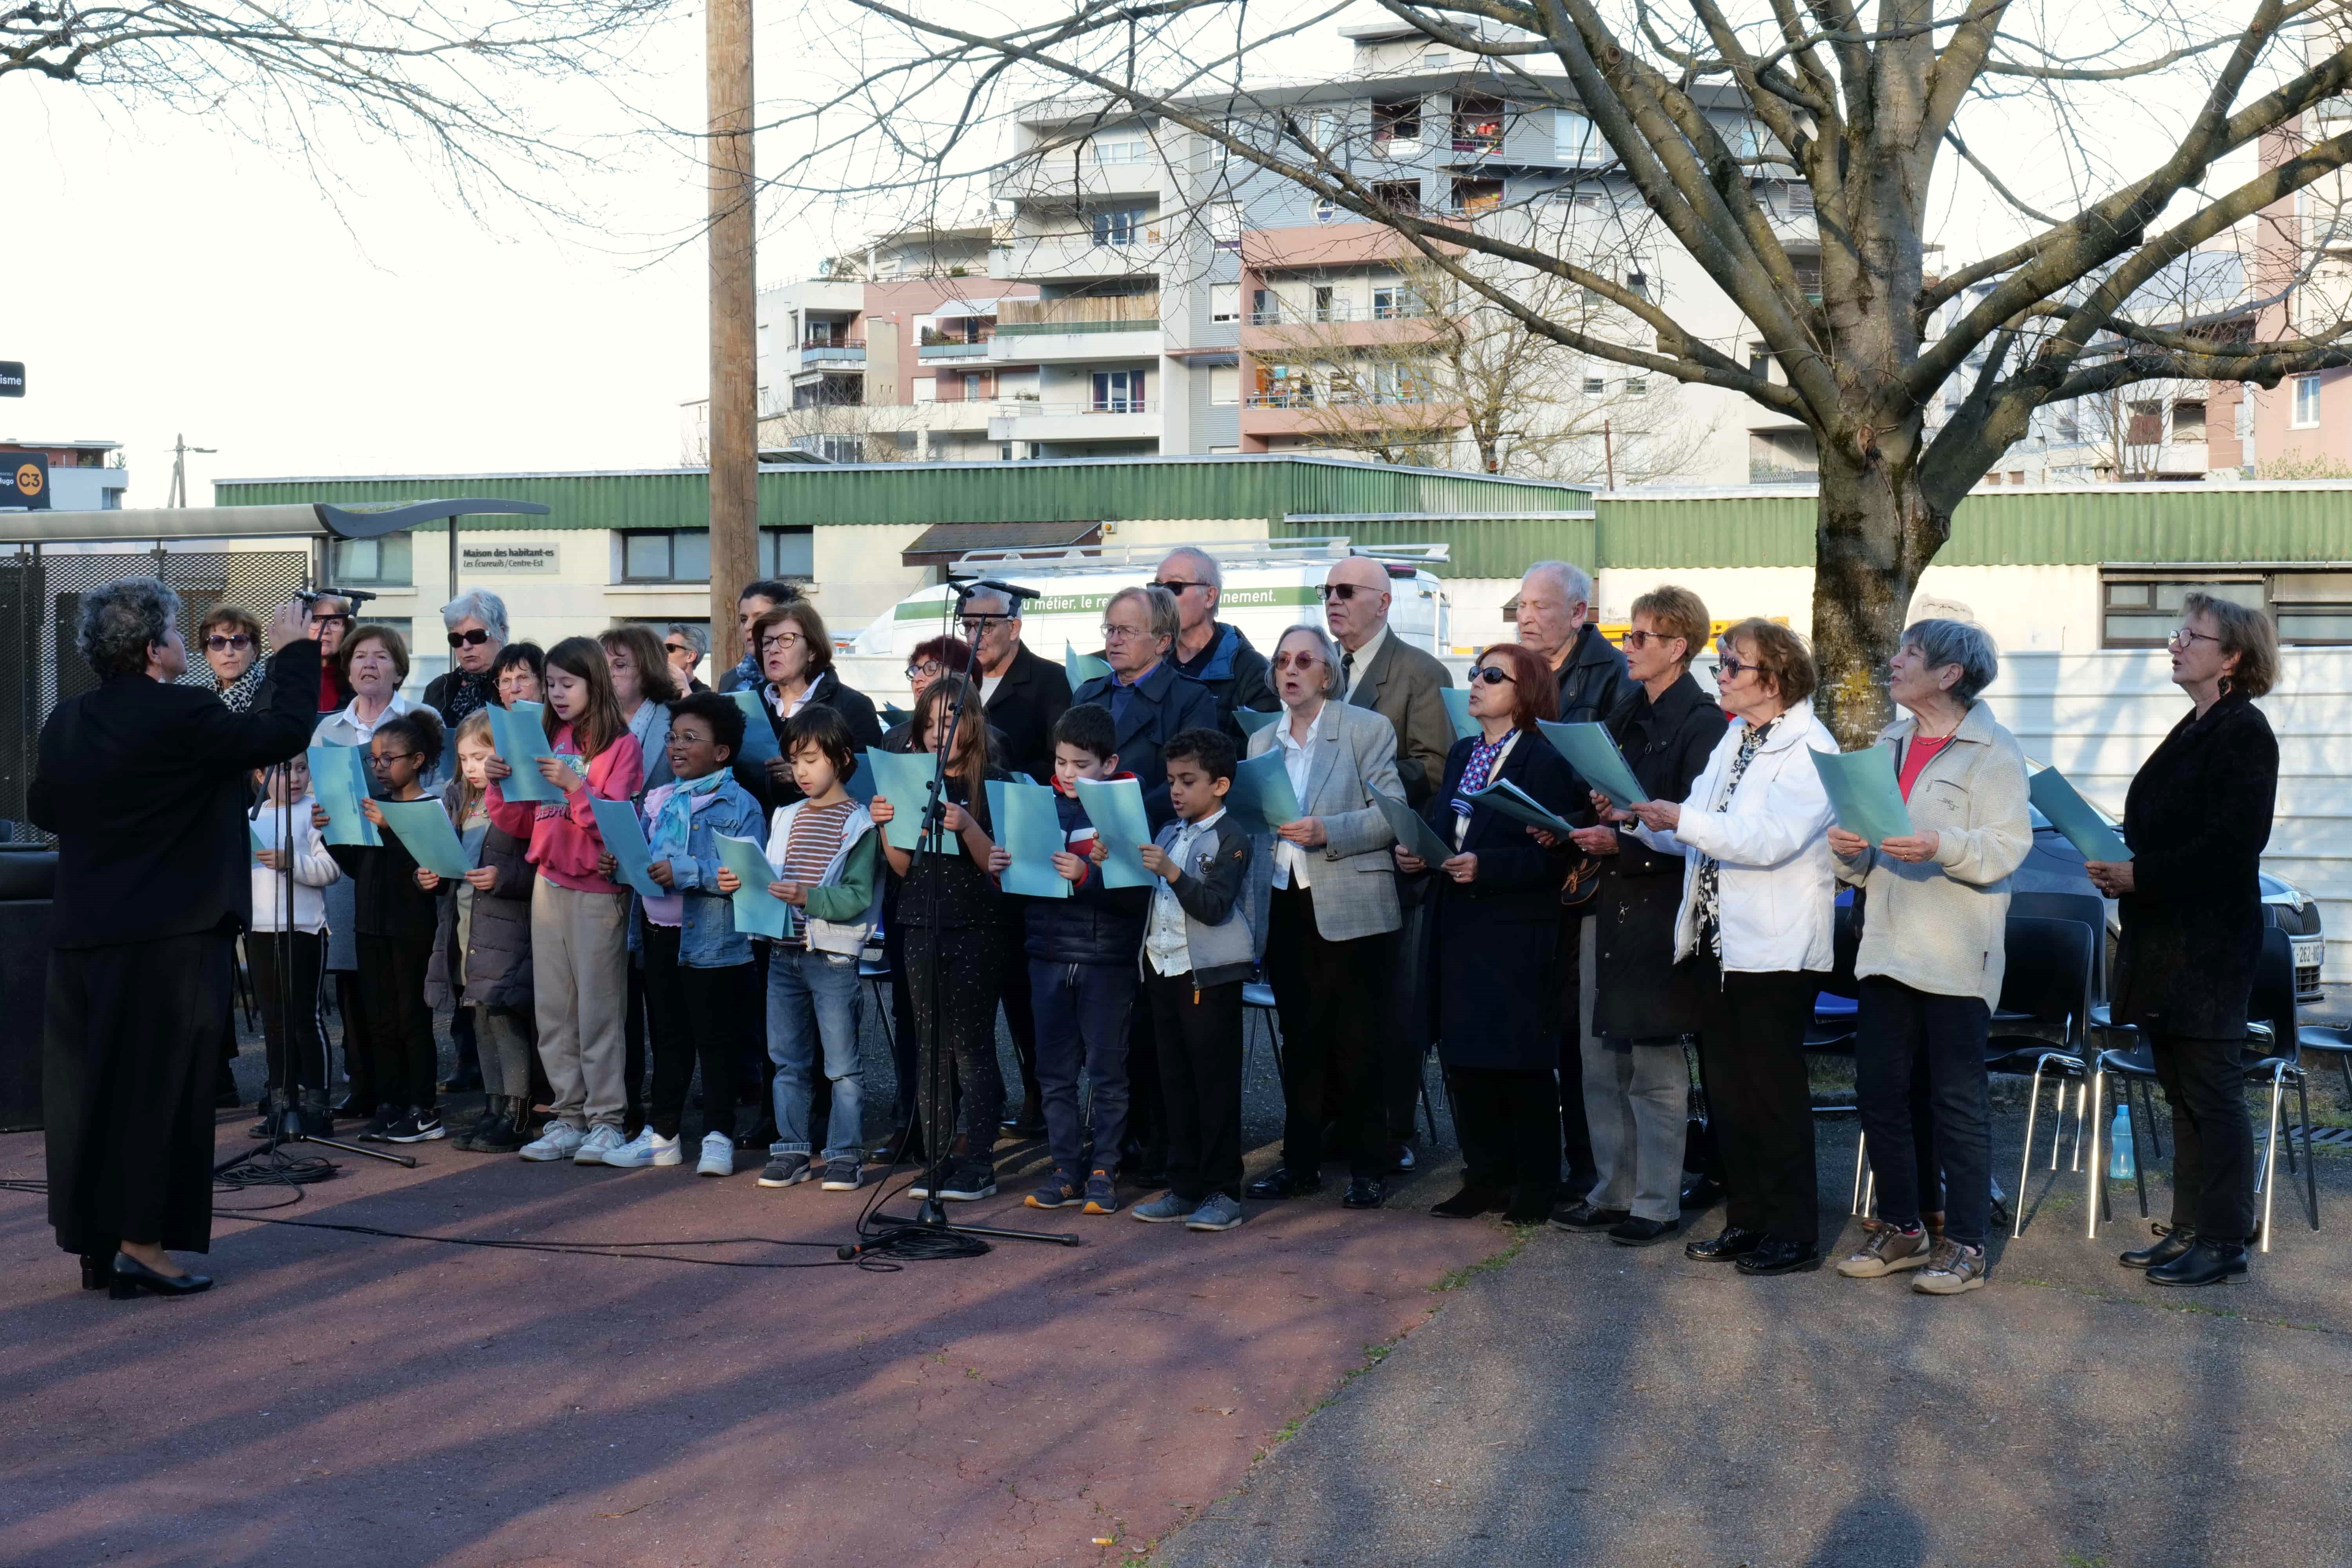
[0,547,313,836]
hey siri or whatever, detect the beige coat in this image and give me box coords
[1833,699,2033,1009]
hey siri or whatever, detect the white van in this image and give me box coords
[840,536,1452,706]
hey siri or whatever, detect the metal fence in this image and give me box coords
[0,547,313,836]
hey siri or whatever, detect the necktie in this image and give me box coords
[1341,650,1355,696]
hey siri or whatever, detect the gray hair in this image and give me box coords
[1272,622,1343,699]
[78,576,181,680]
[1159,546,1222,590]
[1107,584,1181,647]
[960,583,1022,620]
[665,621,710,659]
[1524,560,1593,608]
[1901,618,1999,704]
[440,588,510,641]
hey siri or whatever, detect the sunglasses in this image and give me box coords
[1317,582,1378,602]
[663,641,693,656]
[447,628,493,648]
[1272,652,1323,671]
[1151,578,1204,594]
[1620,629,1684,650]
[205,633,253,651]
[1471,665,1514,685]
[1716,655,1756,680]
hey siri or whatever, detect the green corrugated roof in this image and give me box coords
[212,455,1593,534]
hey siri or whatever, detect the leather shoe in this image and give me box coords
[2147,1238,2248,1288]
[1686,1225,1766,1262]
[1737,1237,1824,1276]
[109,1255,213,1299]
[1341,1176,1386,1209]
[1501,1187,1554,1225]
[1679,1172,1724,1210]
[1388,1142,1417,1174]
[1247,1166,1325,1201]
[80,1253,111,1290]
[1550,1199,1630,1232]
[1609,1215,1680,1247]
[2120,1227,2197,1270]
[1428,1184,1506,1218]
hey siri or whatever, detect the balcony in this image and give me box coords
[988,293,1161,363]
[1000,229,1170,281]
[987,399,1158,445]
[1240,387,1462,439]
[991,154,1167,203]
[799,337,866,367]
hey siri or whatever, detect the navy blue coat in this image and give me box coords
[1069,661,1220,830]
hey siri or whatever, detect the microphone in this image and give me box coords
[954,577,1040,604]
[295,586,379,607]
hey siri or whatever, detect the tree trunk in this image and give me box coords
[705,0,759,668]
[1809,454,1950,748]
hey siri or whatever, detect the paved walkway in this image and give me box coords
[1160,1128,2352,1568]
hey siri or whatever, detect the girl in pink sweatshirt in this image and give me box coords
[485,635,644,1164]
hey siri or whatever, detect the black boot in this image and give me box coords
[294,1088,332,1138]
[2120,1226,2196,1270]
[2147,1238,2249,1287]
[248,1089,291,1141]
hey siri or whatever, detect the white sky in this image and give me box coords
[2,0,2269,508]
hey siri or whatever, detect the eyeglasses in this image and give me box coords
[1716,655,1756,681]
[2168,626,2222,649]
[761,632,806,651]
[368,751,422,767]
[447,628,493,648]
[314,614,352,629]
[957,616,1007,638]
[1099,622,1151,642]
[1470,665,1514,686]
[905,662,944,681]
[204,633,253,651]
[1272,652,1323,672]
[1620,629,1684,651]
[1150,579,1203,595]
[1318,582,1379,603]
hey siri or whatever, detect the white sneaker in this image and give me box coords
[572,1124,627,1165]
[697,1131,735,1178]
[519,1121,587,1162]
[600,1127,682,1169]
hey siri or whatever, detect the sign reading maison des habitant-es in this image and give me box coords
[459,542,560,575]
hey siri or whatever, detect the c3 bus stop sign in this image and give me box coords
[0,362,23,397]
[5,452,49,509]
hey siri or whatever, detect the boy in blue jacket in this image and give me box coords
[991,704,1150,1214]
[599,691,768,1175]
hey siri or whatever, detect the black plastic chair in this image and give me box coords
[2096,927,2319,1248]
[1989,916,2101,1238]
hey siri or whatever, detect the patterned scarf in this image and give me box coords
[1450,731,1512,822]
[649,770,727,859]
[442,669,493,725]
[1694,717,1776,958]
[217,657,269,713]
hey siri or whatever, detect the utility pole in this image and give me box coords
[168,433,216,507]
[706,0,759,668]
[1602,419,1615,491]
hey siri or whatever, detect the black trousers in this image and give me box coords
[1555,914,1596,1189]
[1379,897,1434,1144]
[886,920,919,1129]
[999,924,1040,1114]
[1449,1065,1561,1195]
[1125,996,1167,1177]
[248,928,327,1095]
[45,931,233,1255]
[639,925,759,1142]
[1147,971,1245,1202]
[1694,959,1822,1247]
[905,927,1005,1157]
[355,932,438,1115]
[623,956,648,1125]
[1855,978,1993,1248]
[333,970,371,1108]
[2150,1032,2256,1243]
[1267,886,1386,1178]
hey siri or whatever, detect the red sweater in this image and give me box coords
[485,722,644,893]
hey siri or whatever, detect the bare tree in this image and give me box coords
[769,0,2352,740]
[3,0,671,211]
[1261,249,1712,481]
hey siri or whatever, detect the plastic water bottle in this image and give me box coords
[2108,1105,2136,1180]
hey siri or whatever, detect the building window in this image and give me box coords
[332,532,412,586]
[1372,99,1422,144]
[1091,369,1143,412]
[1373,285,1425,320]
[2172,401,2207,441]
[1251,287,1280,325]
[1089,207,1143,247]
[621,530,712,584]
[2054,410,2080,442]
[1555,110,1600,164]
[1091,134,1149,164]
[1210,283,1240,323]
[1371,180,1421,216]
[1748,343,1770,378]
[1626,377,1650,397]
[1582,375,1606,395]
[763,527,814,579]
[1209,365,1240,405]
[1626,270,1650,300]
[1207,201,1243,251]
[1451,95,1505,154]
[2294,374,2322,428]
[2101,576,2265,646]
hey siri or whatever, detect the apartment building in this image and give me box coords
[0,439,128,510]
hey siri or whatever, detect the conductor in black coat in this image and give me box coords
[2087,592,2282,1288]
[33,581,321,1298]
[1552,588,1728,1242]
[1397,642,1580,1225]
[959,586,1072,784]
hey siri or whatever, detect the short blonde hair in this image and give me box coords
[1628,585,1711,666]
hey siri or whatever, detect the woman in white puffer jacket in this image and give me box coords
[1608,617,1837,1277]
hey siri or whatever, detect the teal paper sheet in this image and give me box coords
[863,747,951,853]
[727,690,780,764]
[376,798,472,878]
[1374,793,1454,867]
[713,832,788,940]
[488,701,561,803]
[1463,776,1579,837]
[1439,687,1477,741]
[1227,749,1303,833]
[1065,641,1112,686]
[588,797,667,898]
[1539,720,1649,809]
[1073,776,1155,889]
[1234,706,1281,738]
[306,744,379,848]
[1811,746,1915,846]
[2029,766,2132,862]
[986,778,1073,899]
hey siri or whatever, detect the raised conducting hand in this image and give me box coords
[269,598,313,653]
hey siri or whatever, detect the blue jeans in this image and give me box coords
[767,945,864,1161]
[1029,958,1138,1178]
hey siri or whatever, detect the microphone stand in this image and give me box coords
[858,579,1073,1251]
